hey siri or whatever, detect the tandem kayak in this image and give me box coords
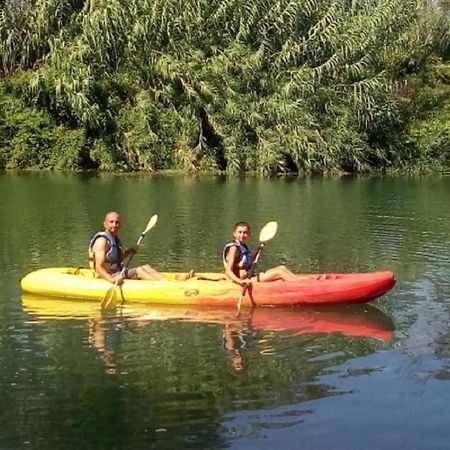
[20,267,395,306]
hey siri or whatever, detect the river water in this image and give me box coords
[1,171,449,449]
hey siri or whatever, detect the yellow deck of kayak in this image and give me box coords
[20,267,241,305]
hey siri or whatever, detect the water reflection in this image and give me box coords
[222,321,251,372]
[3,173,450,449]
[88,312,122,375]
[22,295,395,374]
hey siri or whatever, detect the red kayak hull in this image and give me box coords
[194,271,396,306]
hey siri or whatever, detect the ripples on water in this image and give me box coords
[2,173,450,449]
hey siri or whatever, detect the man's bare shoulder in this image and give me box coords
[91,235,109,251]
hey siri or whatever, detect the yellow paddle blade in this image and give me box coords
[143,214,158,235]
[259,221,278,243]
[101,285,119,309]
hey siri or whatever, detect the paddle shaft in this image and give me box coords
[236,244,265,313]
[234,221,277,316]
[117,230,149,278]
[101,215,158,308]
[102,241,140,305]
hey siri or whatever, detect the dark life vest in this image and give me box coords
[88,231,123,274]
[223,241,253,278]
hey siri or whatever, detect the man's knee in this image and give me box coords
[126,268,139,279]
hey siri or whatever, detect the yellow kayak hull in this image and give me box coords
[20,267,396,306]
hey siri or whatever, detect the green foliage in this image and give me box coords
[0,83,86,169]
[88,138,118,170]
[0,0,449,174]
[401,62,450,171]
[407,116,450,170]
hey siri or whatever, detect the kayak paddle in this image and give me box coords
[101,214,158,309]
[236,221,278,316]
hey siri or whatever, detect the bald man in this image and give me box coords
[88,211,164,282]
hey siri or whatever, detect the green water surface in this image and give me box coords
[1,172,449,450]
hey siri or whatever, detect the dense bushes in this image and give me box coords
[0,0,449,174]
[0,83,86,169]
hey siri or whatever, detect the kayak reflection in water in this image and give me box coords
[89,211,164,283]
